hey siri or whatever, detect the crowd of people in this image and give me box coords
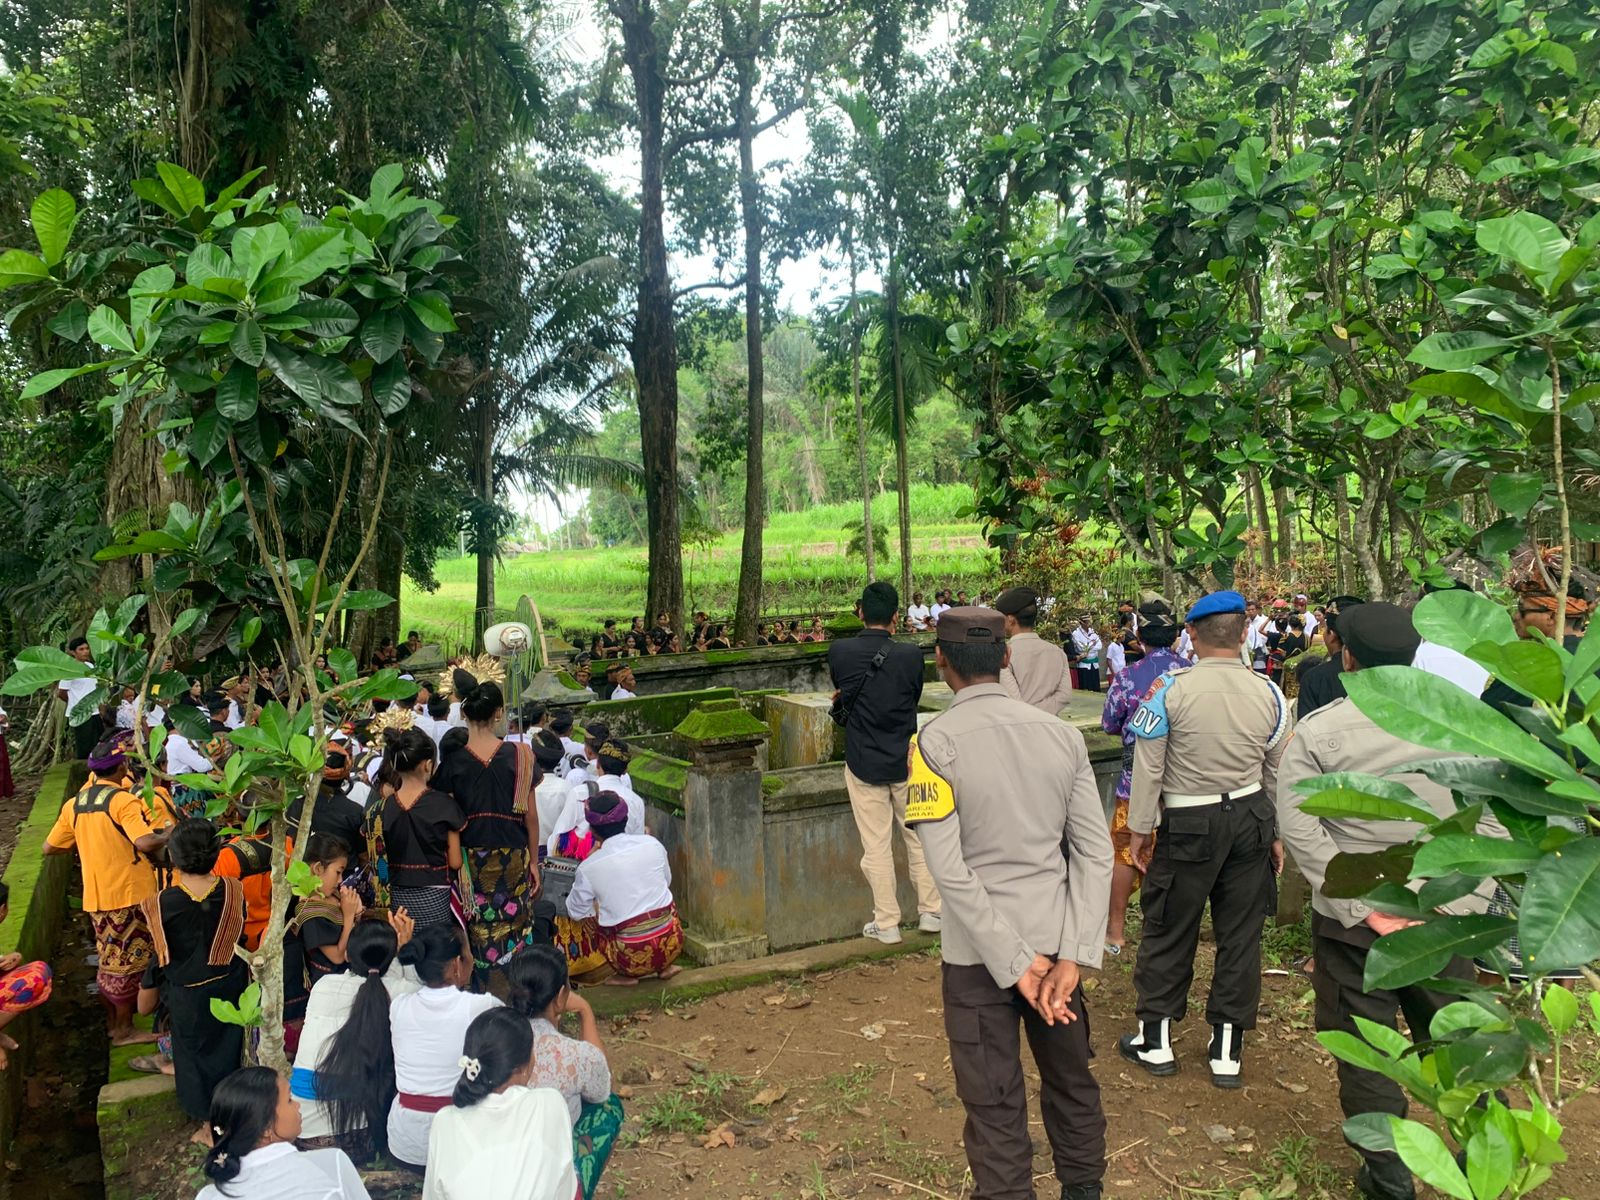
[825,555,1592,1200]
[16,547,1594,1200]
[580,611,831,660]
[27,646,696,1200]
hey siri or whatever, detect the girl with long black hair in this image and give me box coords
[198,1067,369,1200]
[290,911,417,1161]
[365,728,463,928]
[421,1008,576,1200]
[386,924,501,1169]
[506,946,623,1199]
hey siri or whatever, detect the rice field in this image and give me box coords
[401,484,1002,647]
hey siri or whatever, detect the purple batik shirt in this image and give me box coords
[1101,647,1187,802]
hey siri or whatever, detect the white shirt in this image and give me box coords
[292,964,421,1139]
[421,1087,576,1200]
[387,987,503,1166]
[929,603,950,622]
[1299,609,1320,637]
[1105,641,1126,676]
[547,774,644,852]
[63,668,98,720]
[1413,640,1490,696]
[165,732,215,777]
[906,605,931,631]
[196,1143,369,1200]
[226,699,245,729]
[610,685,636,701]
[567,833,673,927]
[1176,629,1196,662]
[533,774,568,843]
[415,713,449,754]
[1070,628,1102,663]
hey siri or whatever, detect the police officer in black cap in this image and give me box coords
[1295,595,1364,721]
[1278,601,1504,1200]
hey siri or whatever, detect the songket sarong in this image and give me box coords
[0,960,52,1013]
[574,1094,625,1200]
[89,905,153,1005]
[555,915,610,981]
[390,884,456,929]
[460,846,538,972]
[598,904,683,979]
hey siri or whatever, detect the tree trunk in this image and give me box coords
[1249,468,1274,569]
[848,230,874,582]
[345,434,386,665]
[1272,485,1295,579]
[103,409,198,635]
[888,257,912,606]
[1335,483,1356,594]
[617,0,684,636]
[731,34,764,647]
[474,394,497,649]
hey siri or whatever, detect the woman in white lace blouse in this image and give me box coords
[507,946,620,1200]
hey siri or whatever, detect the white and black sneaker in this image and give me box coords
[1209,1022,1242,1089]
[1117,1018,1177,1076]
[862,921,903,945]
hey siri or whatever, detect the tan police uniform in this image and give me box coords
[1119,591,1293,1088]
[1277,602,1503,1200]
[907,607,1113,1200]
[999,631,1075,713]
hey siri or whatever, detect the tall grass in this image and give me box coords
[402,483,997,645]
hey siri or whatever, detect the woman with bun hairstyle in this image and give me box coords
[197,1067,369,1200]
[431,675,544,982]
[291,911,418,1161]
[421,1008,576,1200]
[386,924,501,1169]
[365,728,463,928]
[138,817,248,1141]
[507,945,622,1199]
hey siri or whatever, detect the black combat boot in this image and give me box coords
[1117,1017,1176,1076]
[1356,1156,1417,1200]
[1208,1022,1242,1089]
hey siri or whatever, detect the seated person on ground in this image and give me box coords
[566,792,684,987]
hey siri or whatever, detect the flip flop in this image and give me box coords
[127,1054,167,1074]
[1104,943,1123,957]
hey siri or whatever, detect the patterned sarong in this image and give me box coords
[1109,797,1152,881]
[89,905,153,1005]
[574,1094,625,1200]
[555,915,610,981]
[460,845,538,971]
[599,904,683,980]
[390,884,456,929]
[0,961,52,1013]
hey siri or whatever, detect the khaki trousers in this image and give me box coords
[844,766,941,929]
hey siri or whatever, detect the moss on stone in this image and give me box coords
[674,698,770,743]
[760,775,785,795]
[628,750,690,812]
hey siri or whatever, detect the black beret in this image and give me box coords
[1340,602,1419,669]
[936,606,1006,643]
[993,587,1040,616]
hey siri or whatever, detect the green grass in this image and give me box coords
[636,1091,709,1136]
[401,483,1000,647]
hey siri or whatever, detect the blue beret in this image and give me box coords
[1185,590,1248,622]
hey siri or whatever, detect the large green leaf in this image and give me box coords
[290,297,360,337]
[1469,639,1565,707]
[1466,1123,1515,1200]
[230,318,266,367]
[155,162,206,214]
[1407,6,1453,62]
[1344,667,1581,783]
[19,361,114,400]
[1488,472,1544,515]
[326,649,358,682]
[1299,787,1436,823]
[371,356,411,415]
[1518,838,1600,972]
[1411,591,1517,655]
[0,247,50,287]
[1406,331,1513,370]
[88,305,135,353]
[1233,137,1267,195]
[1179,177,1237,215]
[31,189,78,266]
[215,364,259,421]
[1477,212,1571,290]
[406,291,457,333]
[1566,623,1600,690]
[1324,844,1417,898]
[1411,833,1543,879]
[1266,152,1325,191]
[1391,1119,1471,1200]
[189,405,229,466]
[1364,914,1516,991]
[361,310,405,363]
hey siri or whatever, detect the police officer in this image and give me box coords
[1119,590,1293,1088]
[1277,602,1500,1200]
[907,608,1114,1200]
[994,586,1074,712]
[1295,595,1364,721]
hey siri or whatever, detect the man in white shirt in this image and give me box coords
[929,591,951,624]
[906,592,932,632]
[1412,640,1490,696]
[1294,595,1319,638]
[607,664,638,701]
[222,676,250,729]
[1069,615,1104,692]
[566,791,683,982]
[548,736,644,851]
[59,636,101,758]
[164,725,216,778]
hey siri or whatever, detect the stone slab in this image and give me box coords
[763,692,840,770]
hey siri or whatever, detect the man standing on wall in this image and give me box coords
[828,582,941,944]
[59,635,102,760]
[908,607,1112,1200]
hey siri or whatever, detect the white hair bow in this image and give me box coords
[458,1055,482,1082]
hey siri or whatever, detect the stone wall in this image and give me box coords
[0,762,85,1163]
[619,635,934,698]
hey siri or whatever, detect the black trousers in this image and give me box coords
[1076,665,1101,692]
[1311,914,1471,1170]
[1133,794,1275,1027]
[942,962,1106,1197]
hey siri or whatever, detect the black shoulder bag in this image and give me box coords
[831,645,890,728]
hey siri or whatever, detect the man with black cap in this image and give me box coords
[907,606,1112,1200]
[1295,596,1364,721]
[1277,602,1498,1200]
[1118,590,1293,1089]
[828,581,941,944]
[995,586,1074,712]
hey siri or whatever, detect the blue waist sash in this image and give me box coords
[290,1066,323,1101]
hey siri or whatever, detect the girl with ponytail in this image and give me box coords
[385,924,501,1170]
[290,911,417,1162]
[365,728,463,929]
[421,1009,576,1200]
[197,1067,369,1200]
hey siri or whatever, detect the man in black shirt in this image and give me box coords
[827,581,942,944]
[1297,595,1363,721]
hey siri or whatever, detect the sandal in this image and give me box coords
[1104,942,1123,958]
[127,1054,167,1075]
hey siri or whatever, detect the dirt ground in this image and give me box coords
[88,932,1600,1200]
[0,770,41,879]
